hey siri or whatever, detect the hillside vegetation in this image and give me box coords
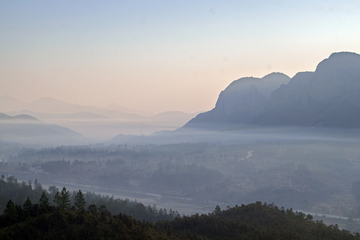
[1,177,360,239]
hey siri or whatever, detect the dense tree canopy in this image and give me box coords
[74,189,86,212]
[1,198,360,240]
[160,202,360,240]
[0,176,179,222]
[1,176,360,239]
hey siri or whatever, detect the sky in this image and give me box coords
[1,0,360,114]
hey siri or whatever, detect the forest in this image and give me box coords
[2,137,360,233]
[0,175,179,223]
[0,179,359,240]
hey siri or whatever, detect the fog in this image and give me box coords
[1,126,360,230]
[0,97,198,143]
[2,53,360,233]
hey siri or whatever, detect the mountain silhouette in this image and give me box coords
[0,113,86,145]
[184,72,290,129]
[251,52,360,127]
[184,52,360,129]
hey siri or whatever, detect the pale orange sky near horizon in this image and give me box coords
[1,1,360,114]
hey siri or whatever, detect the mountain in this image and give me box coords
[0,97,144,120]
[183,52,360,130]
[6,110,110,121]
[0,97,197,140]
[251,52,360,127]
[27,97,145,120]
[250,72,315,126]
[6,100,195,140]
[0,96,26,112]
[0,113,86,145]
[0,113,38,122]
[26,97,99,115]
[184,72,290,129]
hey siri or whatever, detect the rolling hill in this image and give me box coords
[0,113,86,145]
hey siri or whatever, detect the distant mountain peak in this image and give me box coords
[0,112,86,145]
[0,113,39,122]
[0,113,11,119]
[13,114,39,121]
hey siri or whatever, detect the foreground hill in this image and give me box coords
[184,52,360,129]
[1,199,359,240]
[164,202,360,240]
[0,208,176,240]
[1,171,360,239]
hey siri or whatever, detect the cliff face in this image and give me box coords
[185,73,290,128]
[252,52,360,127]
[185,52,360,129]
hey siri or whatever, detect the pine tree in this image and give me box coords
[34,179,43,191]
[39,191,50,209]
[23,197,33,214]
[53,191,61,207]
[214,205,221,215]
[60,187,71,209]
[74,189,86,212]
[87,204,98,214]
[3,199,17,223]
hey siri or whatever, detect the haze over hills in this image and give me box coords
[0,113,86,145]
[0,97,198,142]
[149,111,198,124]
[0,96,144,119]
[1,96,196,122]
[104,103,154,117]
[184,52,360,130]
[8,110,110,121]
[11,97,145,120]
[4,50,360,234]
[0,112,38,122]
[3,51,360,144]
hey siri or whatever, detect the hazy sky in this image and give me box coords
[1,1,360,113]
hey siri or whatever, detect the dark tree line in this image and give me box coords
[158,202,360,240]
[0,187,85,227]
[0,175,179,222]
[2,199,360,240]
[0,198,181,240]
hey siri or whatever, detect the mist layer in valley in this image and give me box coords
[2,52,360,232]
[2,134,360,227]
[0,97,198,144]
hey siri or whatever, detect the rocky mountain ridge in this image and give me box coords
[184,52,360,129]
